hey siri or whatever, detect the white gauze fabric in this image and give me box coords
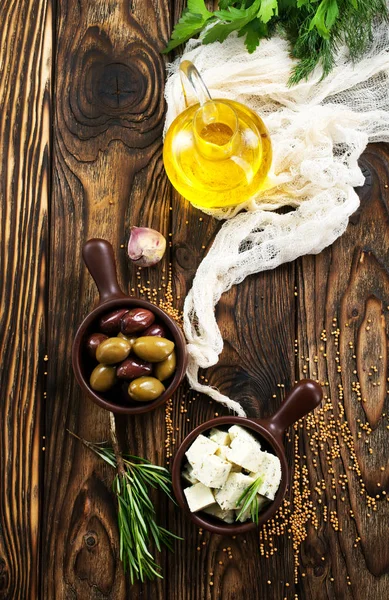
[164,26,389,417]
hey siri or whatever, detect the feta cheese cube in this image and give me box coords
[193,454,232,488]
[203,503,235,523]
[215,445,228,460]
[216,447,241,471]
[228,425,260,445]
[236,494,269,522]
[209,428,230,446]
[185,434,218,469]
[250,453,282,500]
[226,435,263,473]
[214,472,255,510]
[184,482,215,513]
[182,464,199,485]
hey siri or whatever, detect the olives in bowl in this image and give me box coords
[86,307,178,403]
[72,239,187,415]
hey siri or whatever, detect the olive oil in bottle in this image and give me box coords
[163,62,272,210]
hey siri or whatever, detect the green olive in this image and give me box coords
[96,337,132,364]
[117,332,137,348]
[90,364,117,392]
[154,351,176,381]
[132,336,175,363]
[128,377,165,402]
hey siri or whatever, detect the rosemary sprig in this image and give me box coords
[68,429,182,584]
[236,476,264,524]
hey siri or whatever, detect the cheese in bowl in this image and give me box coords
[182,425,281,523]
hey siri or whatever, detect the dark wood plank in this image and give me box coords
[162,144,389,599]
[295,144,389,599]
[164,199,297,600]
[42,0,174,597]
[0,0,52,597]
[36,0,389,596]
[150,2,298,594]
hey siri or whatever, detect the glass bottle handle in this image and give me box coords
[180,60,212,107]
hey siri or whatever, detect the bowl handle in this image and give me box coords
[83,239,127,305]
[256,379,322,443]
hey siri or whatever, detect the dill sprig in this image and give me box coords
[164,0,388,84]
[284,0,388,85]
[236,476,264,524]
[68,426,181,584]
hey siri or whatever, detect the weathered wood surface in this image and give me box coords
[294,147,389,600]
[0,0,389,598]
[0,0,52,598]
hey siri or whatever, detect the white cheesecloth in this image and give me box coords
[164,26,389,417]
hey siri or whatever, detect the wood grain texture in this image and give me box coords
[1,0,389,597]
[294,145,389,599]
[42,0,172,597]
[0,0,52,597]
[165,251,297,600]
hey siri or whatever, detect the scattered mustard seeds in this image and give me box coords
[132,269,387,588]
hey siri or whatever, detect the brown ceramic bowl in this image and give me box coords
[72,238,188,414]
[172,379,322,534]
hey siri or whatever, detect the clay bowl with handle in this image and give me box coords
[172,379,322,534]
[72,238,187,415]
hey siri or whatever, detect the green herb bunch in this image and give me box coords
[69,430,181,584]
[164,0,388,84]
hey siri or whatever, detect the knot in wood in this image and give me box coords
[175,243,198,271]
[313,565,325,577]
[84,531,98,549]
[97,63,141,110]
[62,27,165,156]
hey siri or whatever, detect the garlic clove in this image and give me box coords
[128,226,166,267]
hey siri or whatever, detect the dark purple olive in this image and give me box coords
[120,308,155,335]
[143,323,168,338]
[116,357,153,380]
[86,333,108,359]
[98,309,129,335]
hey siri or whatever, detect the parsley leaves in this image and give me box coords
[164,0,388,84]
[164,0,213,53]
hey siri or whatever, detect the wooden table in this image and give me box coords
[1,1,389,598]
